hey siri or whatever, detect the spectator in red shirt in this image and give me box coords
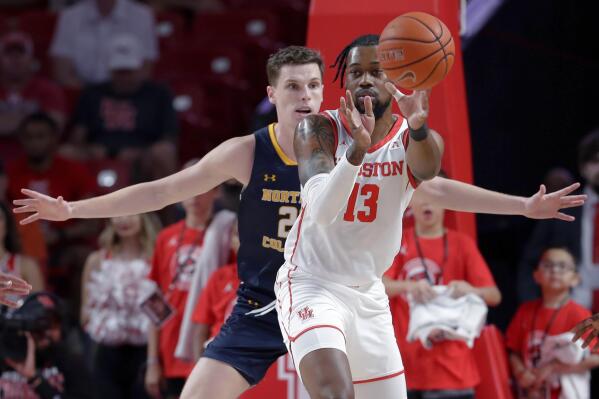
[145,169,221,399]
[507,247,599,399]
[192,221,239,359]
[384,187,501,399]
[6,112,97,304]
[0,32,66,144]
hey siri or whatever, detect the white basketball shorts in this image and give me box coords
[275,262,405,385]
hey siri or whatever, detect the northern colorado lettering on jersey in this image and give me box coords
[261,189,301,204]
[237,123,301,296]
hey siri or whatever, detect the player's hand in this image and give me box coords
[340,89,374,152]
[12,189,72,225]
[572,313,599,351]
[523,183,586,222]
[4,332,36,379]
[145,361,163,399]
[384,82,429,129]
[448,280,477,299]
[406,279,436,303]
[0,272,32,307]
[516,368,536,389]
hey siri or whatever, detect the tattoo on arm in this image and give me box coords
[294,115,337,185]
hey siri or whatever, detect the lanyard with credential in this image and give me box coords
[413,229,448,285]
[165,225,203,298]
[529,296,569,367]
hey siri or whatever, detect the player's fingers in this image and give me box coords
[554,182,581,197]
[384,82,404,102]
[572,323,588,342]
[538,184,546,196]
[559,194,587,203]
[559,200,585,209]
[12,205,36,214]
[339,96,348,116]
[20,213,40,225]
[21,188,46,200]
[582,329,597,349]
[555,212,575,222]
[345,90,356,111]
[364,96,374,117]
[12,198,37,207]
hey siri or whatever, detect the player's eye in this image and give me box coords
[309,82,321,89]
[287,83,298,90]
[349,70,362,78]
[372,69,384,77]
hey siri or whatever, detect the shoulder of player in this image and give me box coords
[294,114,336,149]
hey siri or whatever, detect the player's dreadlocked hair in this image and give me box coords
[331,34,380,87]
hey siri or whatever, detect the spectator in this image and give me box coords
[64,33,178,181]
[383,185,501,399]
[0,202,44,294]
[519,129,599,311]
[0,31,66,142]
[0,292,92,398]
[507,247,599,398]
[144,160,232,399]
[50,0,158,87]
[6,112,97,305]
[191,220,239,359]
[81,213,161,399]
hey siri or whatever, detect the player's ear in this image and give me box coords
[266,86,276,105]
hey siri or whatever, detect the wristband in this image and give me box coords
[409,124,429,141]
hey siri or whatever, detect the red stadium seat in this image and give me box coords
[194,10,281,45]
[11,10,57,77]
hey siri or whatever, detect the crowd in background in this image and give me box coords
[0,1,598,399]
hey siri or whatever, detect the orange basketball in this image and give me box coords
[377,12,455,90]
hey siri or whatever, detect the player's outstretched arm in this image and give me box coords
[294,91,374,225]
[416,177,586,221]
[385,83,442,181]
[13,136,254,224]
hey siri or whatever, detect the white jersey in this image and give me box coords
[283,109,417,286]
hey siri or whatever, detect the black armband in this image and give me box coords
[408,124,429,142]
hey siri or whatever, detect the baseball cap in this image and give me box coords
[108,34,143,70]
[0,31,33,56]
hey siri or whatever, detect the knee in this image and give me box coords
[314,381,354,399]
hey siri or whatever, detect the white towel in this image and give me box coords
[407,285,487,349]
[174,210,236,361]
[536,332,590,399]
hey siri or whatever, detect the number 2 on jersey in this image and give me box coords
[343,183,379,223]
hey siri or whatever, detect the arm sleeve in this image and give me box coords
[302,152,361,226]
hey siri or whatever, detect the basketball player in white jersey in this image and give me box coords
[275,38,452,398]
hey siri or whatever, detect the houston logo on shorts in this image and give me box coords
[297,306,314,321]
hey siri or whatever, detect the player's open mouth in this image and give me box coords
[295,107,311,114]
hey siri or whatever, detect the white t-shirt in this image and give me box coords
[284,110,417,286]
[50,0,158,84]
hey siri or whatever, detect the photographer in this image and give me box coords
[0,292,91,398]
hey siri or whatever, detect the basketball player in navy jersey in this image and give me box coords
[14,43,585,398]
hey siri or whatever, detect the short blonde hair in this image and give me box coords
[98,213,161,258]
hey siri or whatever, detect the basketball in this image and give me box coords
[377,12,455,90]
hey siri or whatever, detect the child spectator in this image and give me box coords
[507,247,599,398]
[384,186,501,399]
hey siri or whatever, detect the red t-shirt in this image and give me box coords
[505,299,591,397]
[0,77,66,134]
[149,221,205,378]
[192,263,239,339]
[385,228,497,390]
[7,156,96,259]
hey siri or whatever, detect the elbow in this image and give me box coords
[487,289,502,307]
[411,162,441,182]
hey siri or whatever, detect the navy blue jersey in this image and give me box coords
[237,123,300,299]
